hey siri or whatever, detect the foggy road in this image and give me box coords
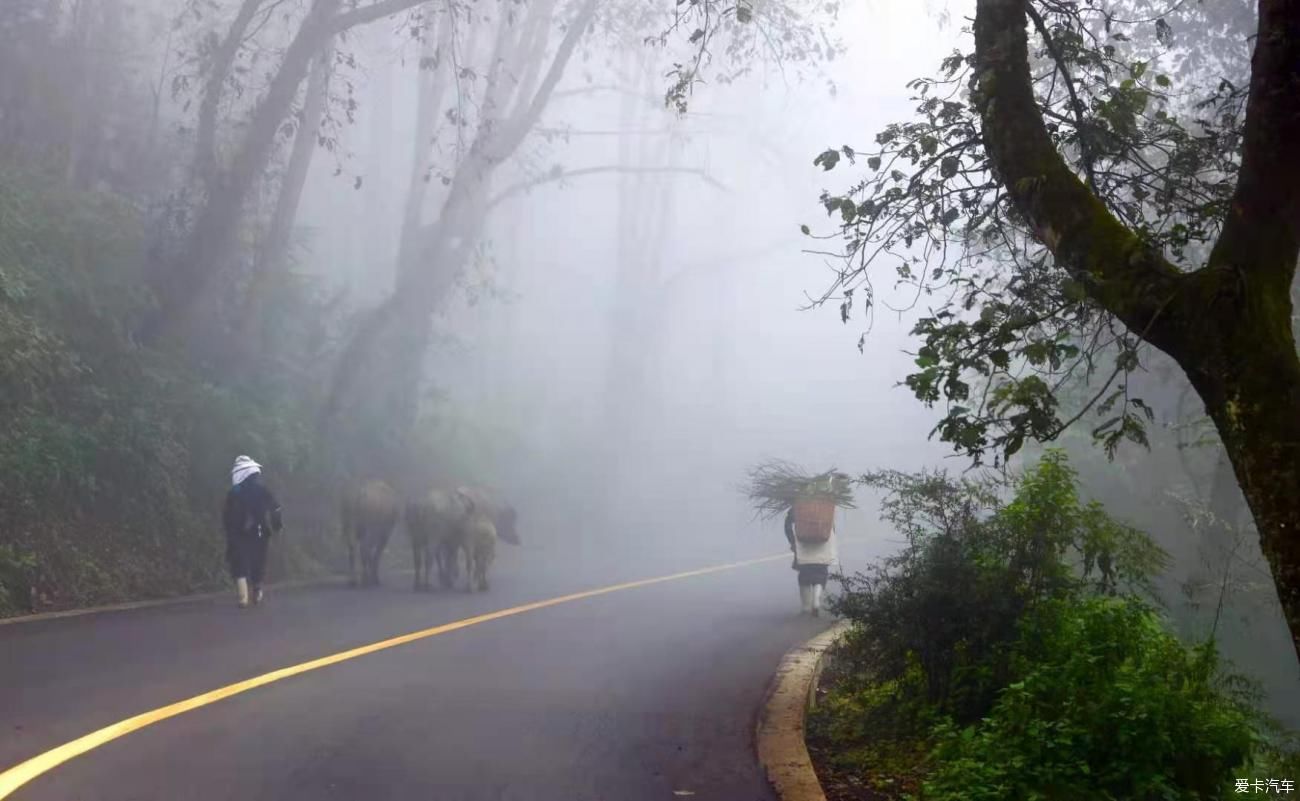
[0,540,876,801]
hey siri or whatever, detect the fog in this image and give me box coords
[276,2,970,567]
[2,0,1292,726]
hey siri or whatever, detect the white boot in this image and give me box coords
[236,577,250,608]
[811,584,824,618]
[799,584,813,615]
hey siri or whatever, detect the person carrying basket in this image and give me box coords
[748,461,853,618]
[784,499,839,616]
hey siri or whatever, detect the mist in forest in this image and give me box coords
[275,0,964,557]
[0,0,1295,727]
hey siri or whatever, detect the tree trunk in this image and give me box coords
[603,54,679,513]
[323,0,599,426]
[397,11,454,271]
[1181,321,1300,663]
[258,43,333,283]
[194,0,266,189]
[972,0,1300,662]
[234,40,335,370]
[142,0,343,346]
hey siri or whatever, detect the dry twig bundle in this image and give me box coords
[745,459,856,520]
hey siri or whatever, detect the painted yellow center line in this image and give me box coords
[0,553,787,799]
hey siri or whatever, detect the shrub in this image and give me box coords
[0,164,525,614]
[923,597,1258,801]
[832,451,1167,725]
[811,452,1274,801]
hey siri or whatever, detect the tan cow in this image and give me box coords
[405,488,471,591]
[458,508,497,593]
[341,479,399,588]
[407,486,519,592]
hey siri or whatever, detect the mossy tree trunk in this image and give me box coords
[972,0,1300,661]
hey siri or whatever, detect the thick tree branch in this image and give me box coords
[194,0,265,187]
[326,0,426,36]
[1206,0,1300,290]
[484,165,726,212]
[503,0,558,120]
[488,0,599,160]
[1023,2,1097,191]
[971,0,1187,352]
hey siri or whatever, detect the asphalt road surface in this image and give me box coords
[0,537,879,801]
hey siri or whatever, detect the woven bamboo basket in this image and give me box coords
[793,497,835,543]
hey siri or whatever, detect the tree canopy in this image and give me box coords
[670,0,1300,659]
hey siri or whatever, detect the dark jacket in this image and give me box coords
[784,508,796,550]
[223,474,283,539]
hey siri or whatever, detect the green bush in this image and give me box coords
[832,451,1167,725]
[0,165,520,614]
[814,452,1284,801]
[0,543,37,616]
[924,597,1258,801]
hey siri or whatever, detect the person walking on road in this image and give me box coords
[223,455,283,608]
[784,506,838,617]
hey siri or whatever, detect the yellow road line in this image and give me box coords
[0,553,786,799]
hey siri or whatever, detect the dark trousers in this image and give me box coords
[226,531,270,586]
[796,564,829,587]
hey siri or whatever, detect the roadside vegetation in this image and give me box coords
[807,451,1299,801]
[1,0,820,617]
[0,165,506,615]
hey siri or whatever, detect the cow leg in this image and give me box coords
[437,541,456,589]
[347,535,359,588]
[356,531,368,588]
[373,532,389,587]
[462,546,474,593]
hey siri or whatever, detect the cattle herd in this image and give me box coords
[339,481,520,593]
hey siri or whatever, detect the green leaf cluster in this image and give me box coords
[814,451,1281,799]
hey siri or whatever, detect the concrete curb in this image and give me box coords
[757,620,850,801]
[0,574,351,627]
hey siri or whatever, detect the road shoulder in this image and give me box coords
[0,574,347,627]
[757,620,849,801]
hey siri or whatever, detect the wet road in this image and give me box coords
[0,538,872,801]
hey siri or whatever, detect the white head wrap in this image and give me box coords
[231,455,262,487]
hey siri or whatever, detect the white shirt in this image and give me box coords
[794,526,839,567]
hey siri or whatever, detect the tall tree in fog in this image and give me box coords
[142,0,446,346]
[676,0,1300,659]
[322,0,828,446]
[0,0,173,195]
[231,41,338,366]
[321,0,602,441]
[600,48,686,511]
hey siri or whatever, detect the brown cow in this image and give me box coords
[407,486,520,592]
[405,488,471,592]
[341,479,399,588]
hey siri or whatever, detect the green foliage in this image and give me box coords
[834,451,1167,726]
[0,163,522,615]
[0,543,37,616]
[0,169,350,612]
[801,2,1255,467]
[652,0,840,114]
[924,598,1257,801]
[816,452,1276,801]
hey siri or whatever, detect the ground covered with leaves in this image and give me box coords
[805,453,1299,801]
